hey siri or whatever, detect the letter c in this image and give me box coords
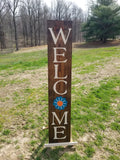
[53,80,67,95]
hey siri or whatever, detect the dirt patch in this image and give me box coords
[0,132,31,160]
[78,133,96,143]
[73,58,120,87]
[0,68,48,112]
[14,45,47,54]
[0,45,47,55]
[0,68,48,99]
[111,98,120,110]
[93,128,120,160]
[92,149,110,160]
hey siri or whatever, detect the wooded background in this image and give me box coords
[1,0,120,52]
[0,0,85,52]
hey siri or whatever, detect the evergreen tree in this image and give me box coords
[82,0,120,43]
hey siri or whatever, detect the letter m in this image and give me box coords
[51,111,68,125]
[48,28,72,45]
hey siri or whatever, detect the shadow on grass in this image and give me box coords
[31,131,76,160]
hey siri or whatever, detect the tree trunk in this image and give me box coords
[30,26,33,46]
[38,20,41,45]
[34,19,37,46]
[103,37,106,43]
[13,14,18,51]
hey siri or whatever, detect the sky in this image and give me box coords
[44,0,120,12]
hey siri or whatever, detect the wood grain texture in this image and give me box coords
[47,20,72,143]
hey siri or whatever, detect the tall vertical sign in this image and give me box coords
[45,20,77,147]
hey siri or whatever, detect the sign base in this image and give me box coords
[44,142,78,148]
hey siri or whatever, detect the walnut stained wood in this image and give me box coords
[48,20,72,143]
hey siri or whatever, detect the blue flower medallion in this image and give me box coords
[53,96,68,110]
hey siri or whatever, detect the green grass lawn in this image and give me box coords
[0,46,120,160]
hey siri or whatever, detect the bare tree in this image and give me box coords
[51,0,72,20]
[50,0,84,42]
[0,0,7,49]
[35,0,42,45]
[42,4,49,44]
[0,0,86,52]
[25,0,34,46]
[20,6,29,47]
[32,0,42,46]
[72,5,83,42]
[7,0,20,51]
[20,0,49,46]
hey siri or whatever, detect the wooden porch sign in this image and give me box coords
[45,20,77,147]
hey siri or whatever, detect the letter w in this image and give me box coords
[51,111,68,125]
[48,28,72,45]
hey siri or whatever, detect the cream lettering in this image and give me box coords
[53,47,67,63]
[54,64,67,79]
[53,80,67,95]
[53,126,66,140]
[51,111,68,125]
[48,28,72,45]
